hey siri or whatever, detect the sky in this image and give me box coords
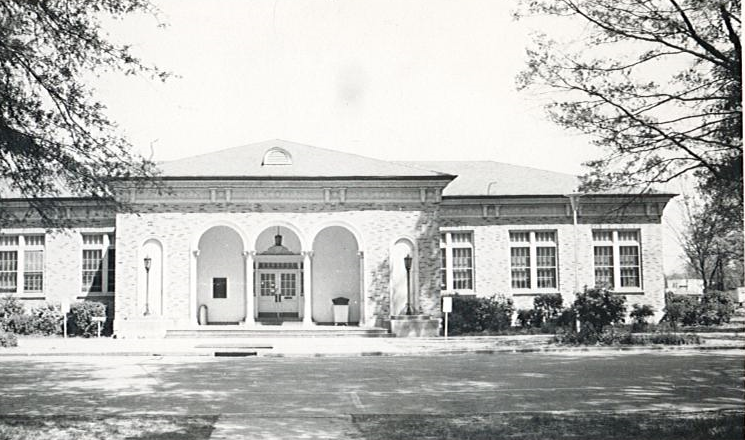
[94,0,688,274]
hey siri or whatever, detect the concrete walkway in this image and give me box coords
[2,332,742,357]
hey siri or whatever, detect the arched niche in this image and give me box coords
[390,238,417,316]
[312,226,360,324]
[197,225,245,324]
[140,238,164,316]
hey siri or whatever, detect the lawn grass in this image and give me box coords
[0,415,217,440]
[352,410,744,440]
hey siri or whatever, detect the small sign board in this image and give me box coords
[91,317,106,323]
[442,296,452,313]
[60,299,70,315]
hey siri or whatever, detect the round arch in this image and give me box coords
[195,225,246,324]
[248,219,307,252]
[311,226,361,324]
[190,219,249,253]
[307,220,365,252]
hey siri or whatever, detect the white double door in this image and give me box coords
[257,269,300,316]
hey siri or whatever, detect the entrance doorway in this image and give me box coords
[256,262,302,319]
[254,226,303,322]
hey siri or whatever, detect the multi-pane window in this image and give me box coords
[509,231,558,290]
[0,250,17,293]
[81,233,115,294]
[82,249,103,292]
[0,235,45,295]
[593,230,642,289]
[280,273,297,297]
[440,231,474,291]
[260,273,276,296]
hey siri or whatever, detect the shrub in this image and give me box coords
[573,287,626,335]
[664,291,735,328]
[553,326,701,346]
[698,290,735,325]
[663,294,700,328]
[7,313,34,335]
[69,301,106,337]
[0,330,17,347]
[554,307,577,330]
[630,304,655,331]
[534,293,563,323]
[0,295,24,332]
[447,295,514,335]
[516,309,536,328]
[647,332,701,345]
[30,303,64,335]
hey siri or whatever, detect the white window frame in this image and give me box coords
[509,230,559,293]
[439,230,474,292]
[592,229,643,292]
[0,234,45,296]
[81,233,115,295]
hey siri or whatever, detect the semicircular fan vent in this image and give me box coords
[262,147,292,166]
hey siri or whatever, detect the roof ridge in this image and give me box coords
[397,160,578,178]
[270,140,454,177]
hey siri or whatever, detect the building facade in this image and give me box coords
[0,140,674,337]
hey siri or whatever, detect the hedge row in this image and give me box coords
[0,295,107,337]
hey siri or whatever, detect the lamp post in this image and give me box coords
[143,256,152,316]
[404,254,413,315]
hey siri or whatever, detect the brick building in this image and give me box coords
[0,140,674,337]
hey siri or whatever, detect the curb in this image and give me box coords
[1,344,740,358]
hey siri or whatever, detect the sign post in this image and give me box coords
[60,299,70,339]
[92,316,106,338]
[442,295,452,340]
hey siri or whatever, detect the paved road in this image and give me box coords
[0,351,742,438]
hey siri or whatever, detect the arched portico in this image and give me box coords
[253,226,305,322]
[194,225,247,324]
[312,226,362,324]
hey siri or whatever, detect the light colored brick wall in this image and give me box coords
[441,217,666,320]
[114,202,441,335]
[0,227,115,323]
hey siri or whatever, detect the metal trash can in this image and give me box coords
[198,304,208,325]
[332,297,349,325]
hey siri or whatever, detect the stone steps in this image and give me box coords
[165,326,392,338]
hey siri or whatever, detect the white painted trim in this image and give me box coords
[307,220,365,251]
[190,219,250,253]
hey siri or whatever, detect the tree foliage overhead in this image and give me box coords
[516,0,742,211]
[0,0,166,214]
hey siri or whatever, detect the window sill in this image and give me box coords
[78,292,115,298]
[18,295,45,300]
[511,290,561,297]
[611,290,645,296]
[442,289,475,296]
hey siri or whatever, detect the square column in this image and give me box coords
[243,251,256,326]
[358,251,365,326]
[189,250,199,326]
[302,251,313,325]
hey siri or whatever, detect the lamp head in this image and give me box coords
[144,256,152,271]
[404,254,413,270]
